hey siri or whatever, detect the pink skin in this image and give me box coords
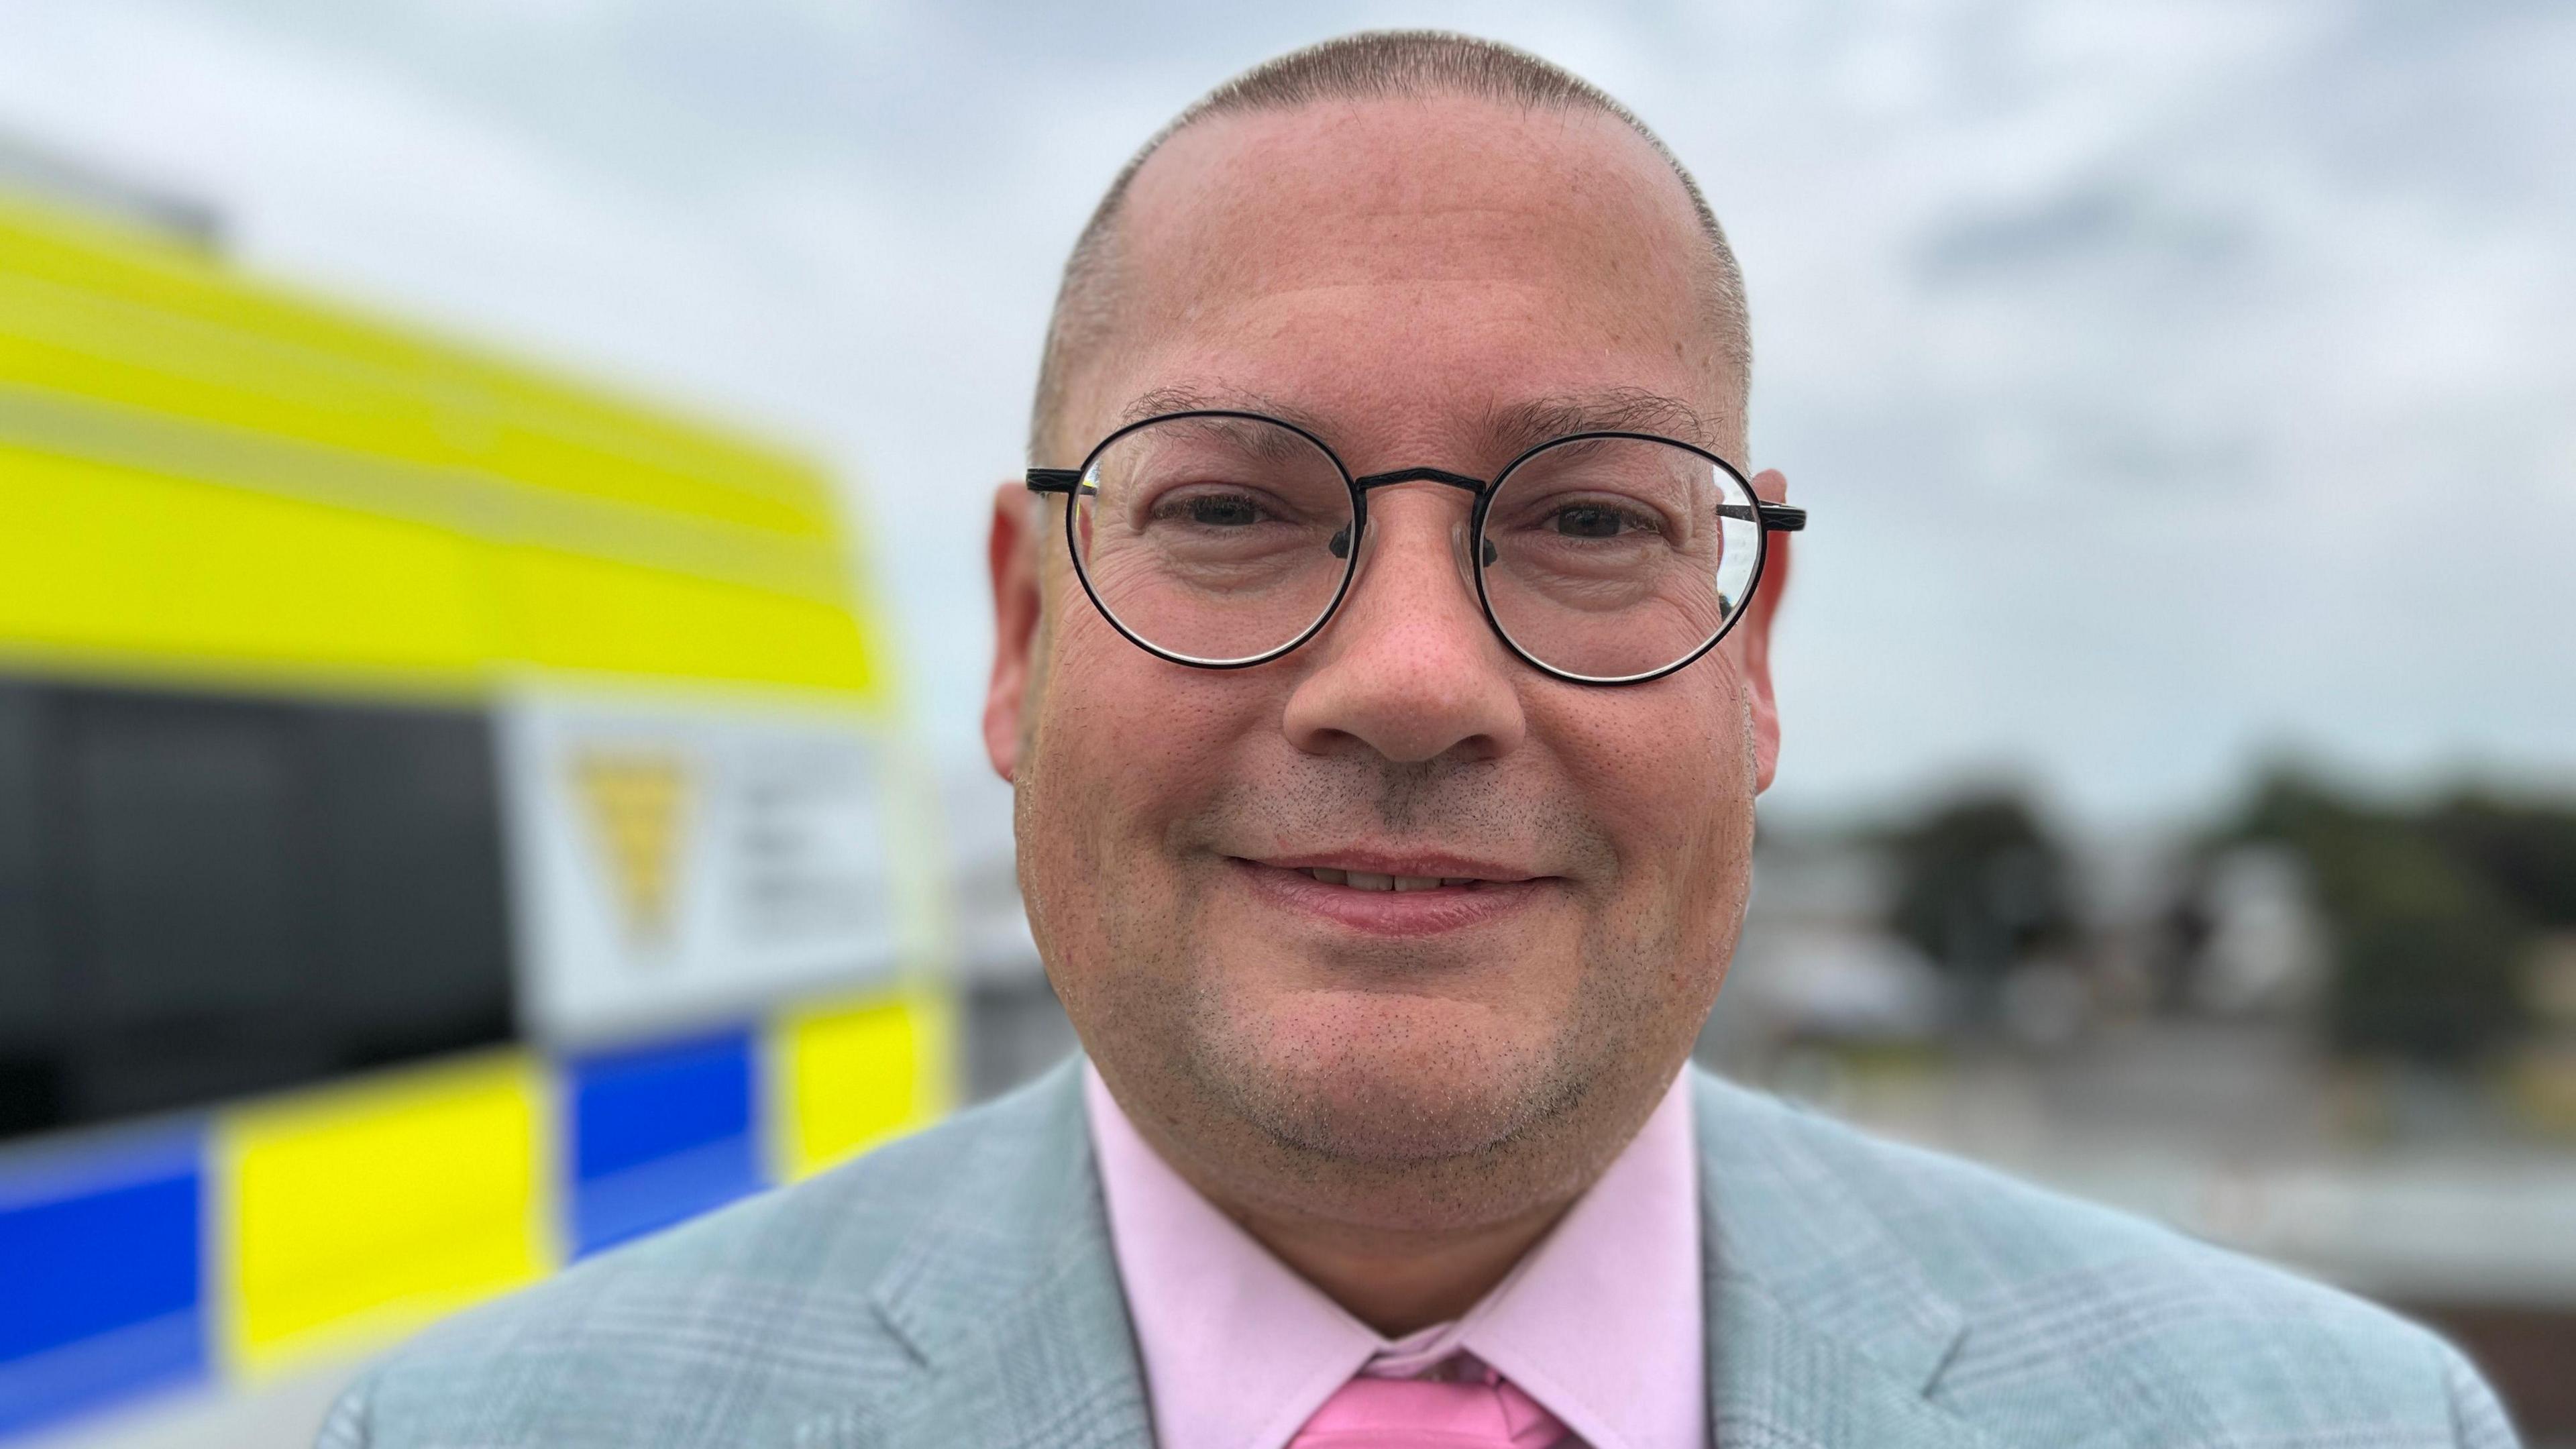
[985,96,1789,1333]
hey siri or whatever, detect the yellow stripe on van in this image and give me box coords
[501,545,877,696]
[0,446,492,690]
[0,195,837,538]
[213,1054,557,1377]
[770,989,957,1181]
[0,188,894,706]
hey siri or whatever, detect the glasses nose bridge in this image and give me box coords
[1334,468,1493,645]
[1346,464,1491,571]
[1350,464,1489,496]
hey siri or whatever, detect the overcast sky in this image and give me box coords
[4,0,2570,837]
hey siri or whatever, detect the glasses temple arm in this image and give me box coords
[1718,501,1808,532]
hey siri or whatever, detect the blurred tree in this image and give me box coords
[2221,771,2576,1065]
[2426,794,2576,931]
[1883,792,2079,1024]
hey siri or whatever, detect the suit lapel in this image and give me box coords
[802,1059,1152,1449]
[1707,1269,2002,1449]
[870,1250,1150,1449]
[1695,1071,2004,1449]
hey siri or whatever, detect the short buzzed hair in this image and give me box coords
[1028,30,1752,463]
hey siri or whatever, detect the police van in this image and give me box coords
[0,180,951,1439]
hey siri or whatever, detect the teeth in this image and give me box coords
[1296,867,1484,892]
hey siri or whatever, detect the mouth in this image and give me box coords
[1288,867,1493,892]
[1228,854,1549,935]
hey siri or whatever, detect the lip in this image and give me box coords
[1255,851,1540,883]
[1228,855,1552,937]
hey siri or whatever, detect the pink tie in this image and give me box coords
[1287,1366,1569,1448]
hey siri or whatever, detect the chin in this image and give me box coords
[1192,987,1587,1167]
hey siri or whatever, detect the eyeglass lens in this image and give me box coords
[1481,434,1761,681]
[1074,415,1352,665]
[1069,415,1762,680]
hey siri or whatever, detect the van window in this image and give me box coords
[0,680,515,1142]
[0,686,54,1136]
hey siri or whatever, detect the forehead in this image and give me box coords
[1089,97,1731,465]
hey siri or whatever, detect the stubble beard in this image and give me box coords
[1062,775,1714,1237]
[1163,910,1680,1236]
[1022,676,1756,1236]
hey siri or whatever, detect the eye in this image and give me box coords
[1554,504,1652,538]
[1183,494,1260,527]
[1148,490,1269,527]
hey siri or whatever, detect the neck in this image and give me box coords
[1123,1101,1589,1336]
[1095,1059,1686,1338]
[1223,1197,1570,1336]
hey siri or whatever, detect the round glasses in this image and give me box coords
[1026,410,1807,686]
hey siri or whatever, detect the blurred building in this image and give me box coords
[945,766,1073,1103]
[1703,789,2576,1442]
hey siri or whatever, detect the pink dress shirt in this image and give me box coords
[1084,1065,1705,1449]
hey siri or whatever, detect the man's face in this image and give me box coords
[987,97,1785,1229]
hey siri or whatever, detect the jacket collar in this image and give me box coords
[814,1061,1998,1449]
[1693,1069,2002,1449]
[810,1057,1152,1449]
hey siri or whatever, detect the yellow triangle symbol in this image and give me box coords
[570,749,690,945]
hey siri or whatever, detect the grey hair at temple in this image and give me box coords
[1026,30,1754,464]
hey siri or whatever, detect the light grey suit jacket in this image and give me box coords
[318,1061,2517,1448]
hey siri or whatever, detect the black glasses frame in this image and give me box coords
[1026,409,1808,686]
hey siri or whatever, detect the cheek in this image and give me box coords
[1035,606,1258,820]
[1540,666,1757,924]
[1017,598,1270,964]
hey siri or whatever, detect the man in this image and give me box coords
[322,32,2516,1449]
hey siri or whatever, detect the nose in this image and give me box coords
[1279,486,1529,764]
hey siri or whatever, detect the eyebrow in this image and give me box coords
[1114,382,1727,472]
[1115,383,1330,435]
[1481,389,1723,463]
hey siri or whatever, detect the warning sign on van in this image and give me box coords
[570,748,691,947]
[500,691,897,1044]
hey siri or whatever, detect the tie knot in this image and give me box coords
[1289,1365,1568,1448]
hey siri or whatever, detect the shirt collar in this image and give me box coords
[1085,1065,1703,1449]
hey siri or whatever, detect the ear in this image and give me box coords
[983,481,1043,782]
[1733,468,1790,794]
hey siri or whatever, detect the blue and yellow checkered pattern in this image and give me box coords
[0,986,952,1440]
